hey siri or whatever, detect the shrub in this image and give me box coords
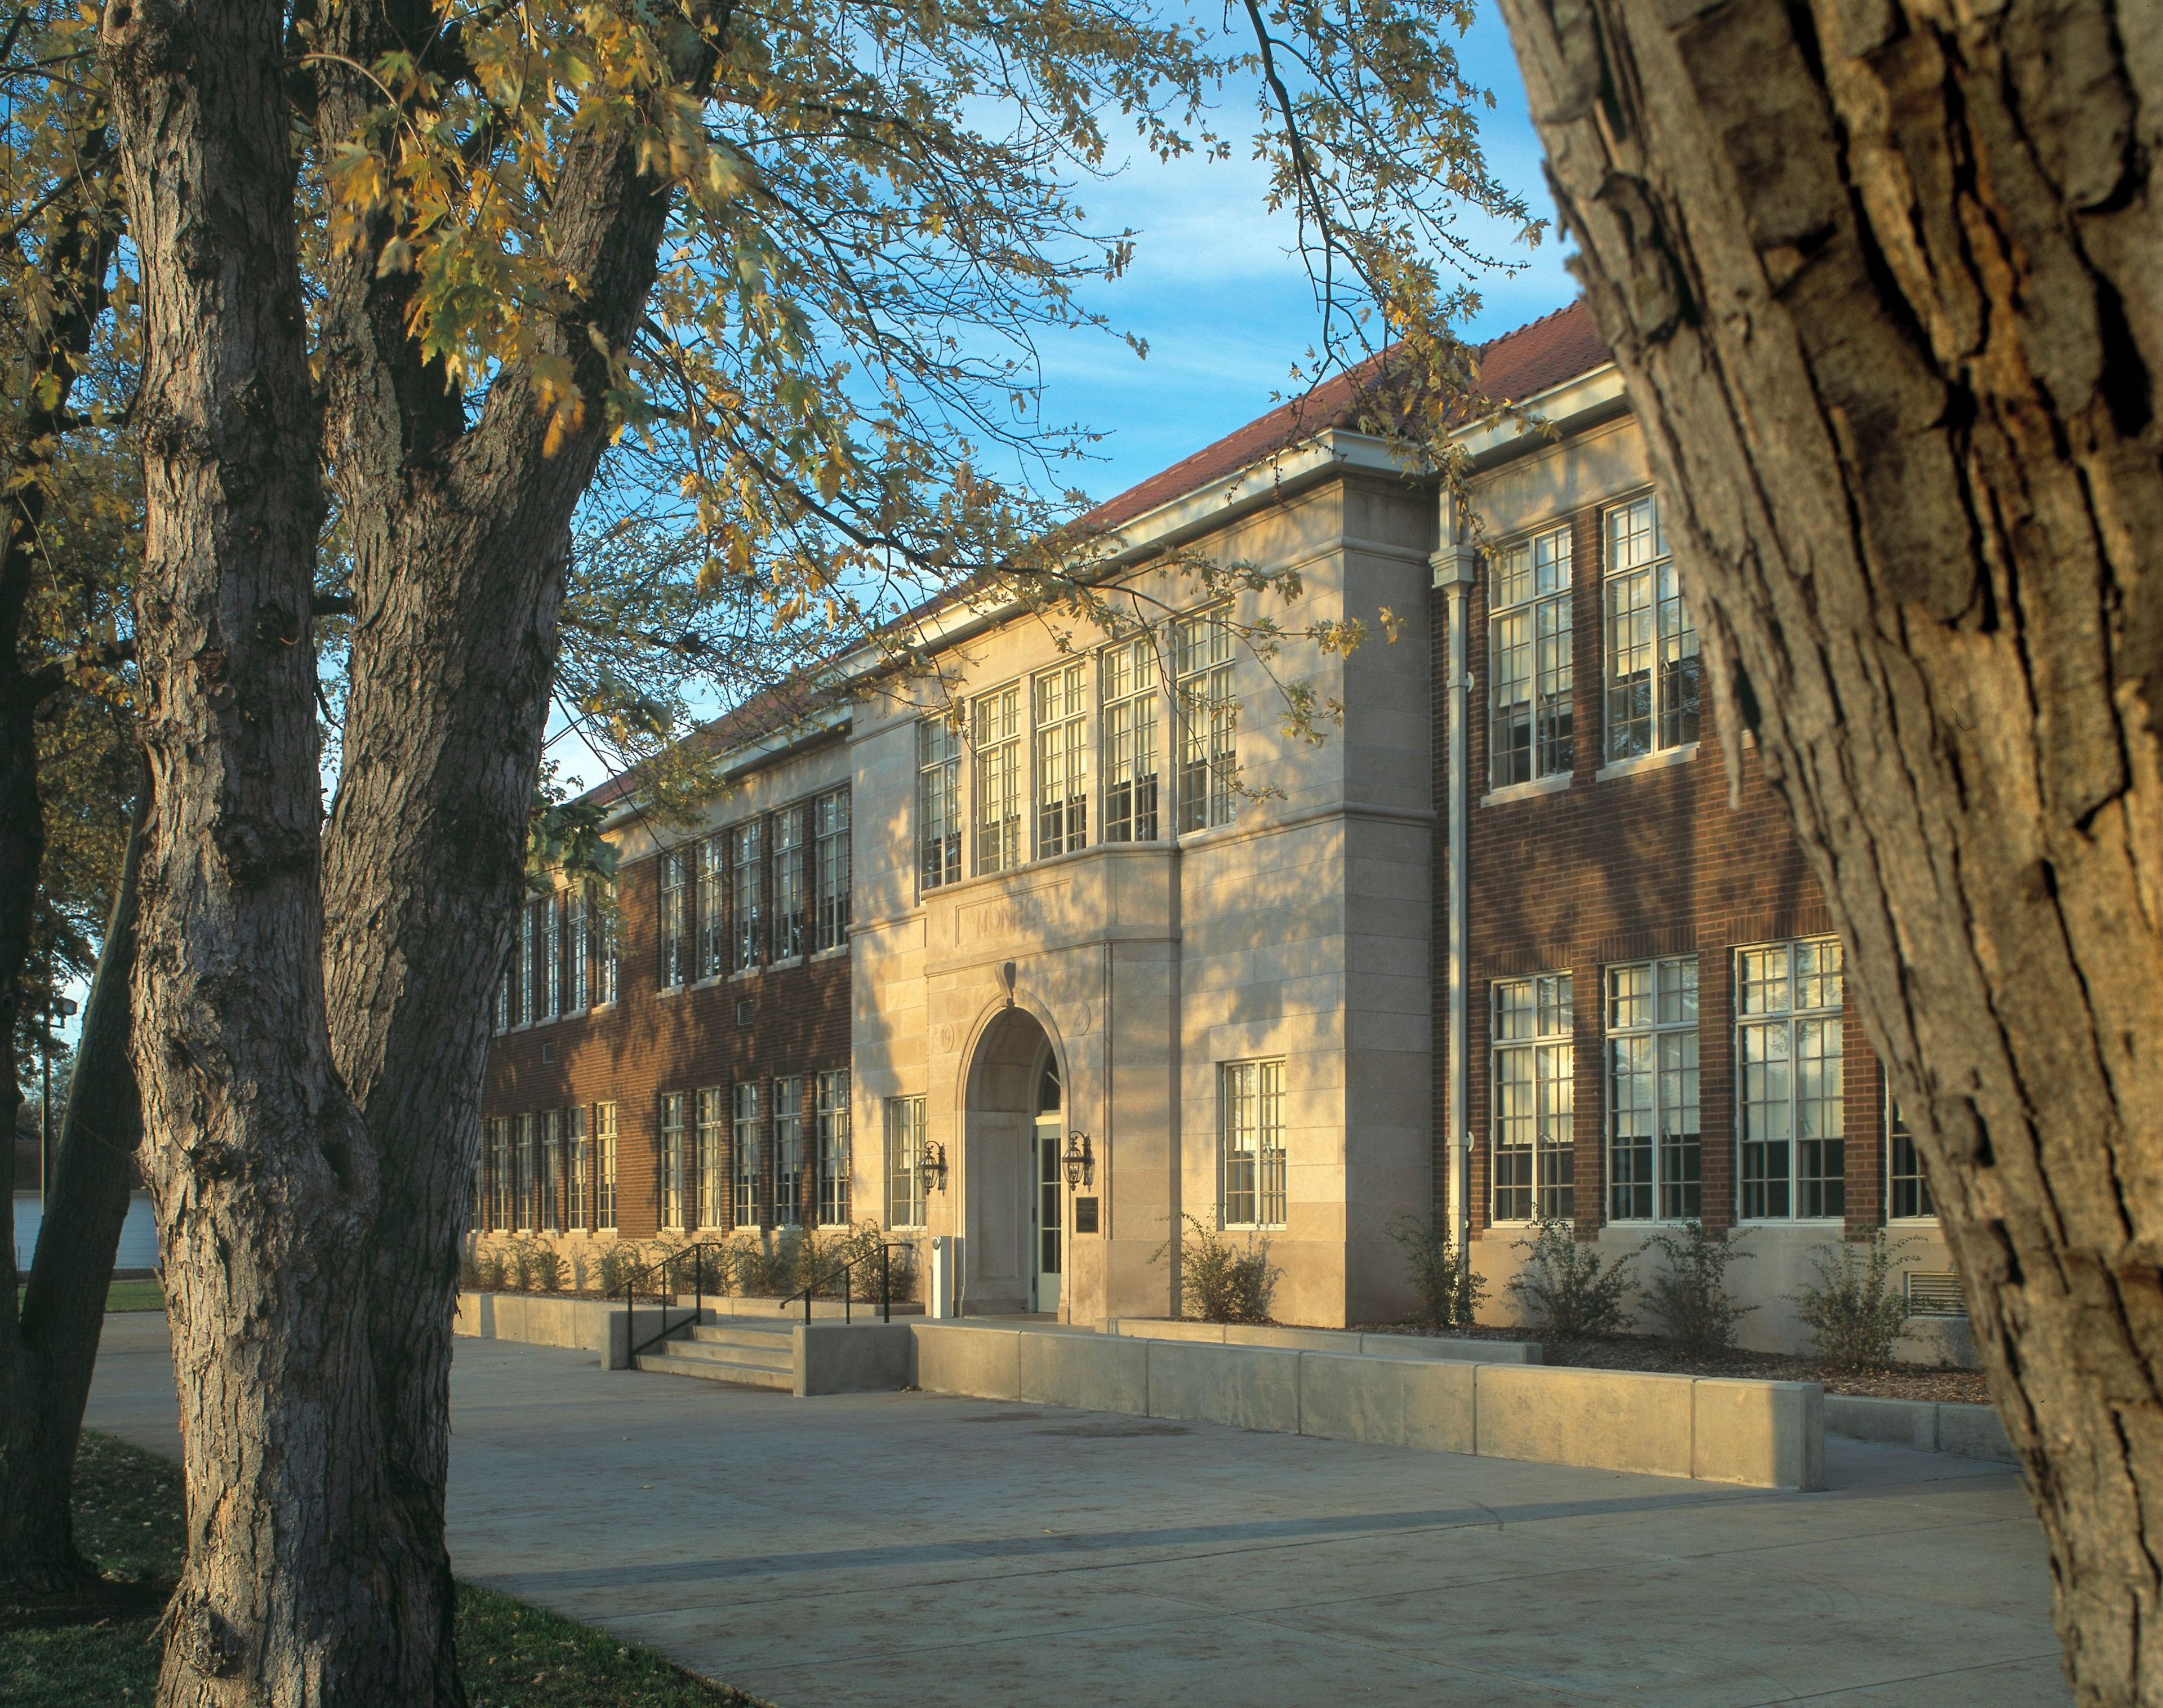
[1386,1216,1487,1329]
[1641,1222,1754,1358]
[593,1242,640,1298]
[472,1246,506,1292]
[1157,1215,1277,1324]
[1795,1230,1917,1368]
[529,1242,566,1293]
[808,1221,917,1304]
[458,1247,482,1291]
[1506,1219,1635,1340]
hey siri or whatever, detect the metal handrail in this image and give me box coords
[617,1239,737,1363]
[778,1242,915,1326]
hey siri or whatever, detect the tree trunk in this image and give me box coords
[0,779,145,1596]
[1494,1,2163,1700]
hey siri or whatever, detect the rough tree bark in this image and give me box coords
[1494,1,2162,1700]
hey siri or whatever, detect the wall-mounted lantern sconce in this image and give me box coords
[1062,1131,1094,1190]
[917,1139,949,1197]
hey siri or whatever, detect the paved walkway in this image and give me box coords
[88,1313,2068,1706]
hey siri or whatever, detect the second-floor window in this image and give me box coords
[1101,638,1159,842]
[698,836,727,979]
[1493,973,1573,1222]
[567,889,590,1013]
[1035,661,1088,856]
[1175,607,1236,832]
[813,790,851,951]
[918,718,963,891]
[1604,494,1699,762]
[731,821,763,971]
[540,895,562,1020]
[518,904,536,1026]
[1738,937,1844,1219]
[772,806,807,959]
[973,683,1023,875]
[659,849,691,988]
[1608,958,1699,1221]
[1489,526,1573,788]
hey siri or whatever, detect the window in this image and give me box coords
[1608,958,1699,1221]
[973,683,1023,874]
[470,1152,483,1233]
[774,1077,805,1226]
[816,1069,851,1226]
[1737,938,1845,1219]
[1493,974,1574,1221]
[1220,1058,1286,1229]
[659,849,690,988]
[772,806,807,959]
[599,902,619,1006]
[1174,607,1236,832]
[488,1118,511,1231]
[917,718,963,891]
[540,1110,561,1233]
[731,820,763,971]
[698,837,728,980]
[1035,661,1088,856]
[813,790,851,951]
[595,1102,617,1231]
[567,889,590,1013]
[732,1082,762,1228]
[1101,638,1159,842]
[659,1092,687,1230]
[1604,495,1699,762]
[515,1113,536,1229]
[1489,526,1573,787]
[567,1105,589,1230]
[540,895,562,1020]
[1888,1094,1934,1220]
[518,904,536,1025]
[697,1087,727,1229]
[493,956,513,1034]
[886,1096,926,1229]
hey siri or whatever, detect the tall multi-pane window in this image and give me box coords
[489,1118,511,1230]
[1737,938,1845,1219]
[772,806,807,958]
[917,719,963,891]
[773,1077,805,1227]
[885,1096,926,1229]
[1608,958,1700,1221]
[1174,607,1236,832]
[514,1113,536,1229]
[658,1092,687,1229]
[659,849,690,988]
[697,837,727,979]
[470,1152,484,1231]
[598,901,620,1005]
[567,889,590,1013]
[697,1087,727,1229]
[1034,661,1088,856]
[1493,974,1574,1221]
[813,791,851,951]
[731,821,763,971]
[732,1082,762,1228]
[518,904,536,1025]
[596,1102,618,1231]
[540,895,562,1020]
[493,957,513,1034]
[540,1110,561,1233]
[1488,526,1574,788]
[1101,638,1159,842]
[1220,1058,1287,1229]
[816,1069,851,1226]
[567,1105,589,1230]
[1604,495,1700,762]
[1888,1094,1934,1220]
[973,684,1024,874]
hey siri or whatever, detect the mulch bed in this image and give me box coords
[1356,1324,1993,1405]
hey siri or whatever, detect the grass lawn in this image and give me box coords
[3,1431,768,1707]
[11,1278,166,1313]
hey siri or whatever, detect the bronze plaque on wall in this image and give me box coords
[1072,1195,1100,1234]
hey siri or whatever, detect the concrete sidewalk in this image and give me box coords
[88,1313,2068,1707]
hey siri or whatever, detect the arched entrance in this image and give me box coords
[963,1007,1063,1314]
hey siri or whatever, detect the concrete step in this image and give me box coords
[661,1337,795,1374]
[636,1348,795,1390]
[689,1322,798,1351]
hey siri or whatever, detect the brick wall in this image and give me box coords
[1435,494,1887,1243]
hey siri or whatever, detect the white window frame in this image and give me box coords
[1100,637,1160,843]
[514,1112,536,1230]
[566,1105,589,1231]
[1606,958,1699,1222]
[1603,493,1700,764]
[732,1082,762,1229]
[658,849,689,989]
[1034,660,1088,857]
[697,1086,727,1230]
[697,836,728,980]
[774,1077,805,1227]
[659,1092,688,1231]
[886,1096,926,1229]
[1887,1091,1935,1222]
[488,1117,511,1231]
[772,804,807,959]
[1492,973,1574,1224]
[816,1069,851,1226]
[973,683,1023,875]
[917,718,962,891]
[598,901,619,1006]
[1219,1058,1285,1229]
[1174,607,1236,833]
[813,789,851,951]
[1736,937,1845,1221]
[518,904,536,1026]
[1488,525,1574,789]
[567,889,590,1013]
[731,820,763,971]
[540,1110,561,1233]
[595,1102,617,1231]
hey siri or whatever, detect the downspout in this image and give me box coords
[1431,511,1476,1267]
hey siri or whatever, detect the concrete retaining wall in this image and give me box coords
[455,1292,700,1369]
[1107,1319,1542,1365]
[908,1322,1821,1489]
[798,1323,913,1395]
[1824,1394,2015,1464]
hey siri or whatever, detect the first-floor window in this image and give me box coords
[774,1077,804,1227]
[567,1106,589,1230]
[697,1087,727,1229]
[469,1152,483,1233]
[886,1096,926,1229]
[1737,937,1845,1219]
[514,1113,535,1229]
[1493,973,1573,1222]
[1888,1093,1934,1221]
[1220,1058,1286,1229]
[488,1118,511,1231]
[540,1110,560,1233]
[659,1092,687,1229]
[816,1069,851,1226]
[1607,958,1700,1221]
[732,1082,762,1227]
[596,1102,618,1230]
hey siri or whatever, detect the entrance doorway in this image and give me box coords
[962,1006,1065,1315]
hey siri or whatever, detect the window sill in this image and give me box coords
[656,984,687,1000]
[769,954,805,973]
[689,974,726,991]
[1595,744,1698,783]
[591,1000,617,1014]
[728,966,763,983]
[1888,1216,1942,1227]
[1734,1217,1850,1229]
[811,945,849,964]
[1481,773,1571,808]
